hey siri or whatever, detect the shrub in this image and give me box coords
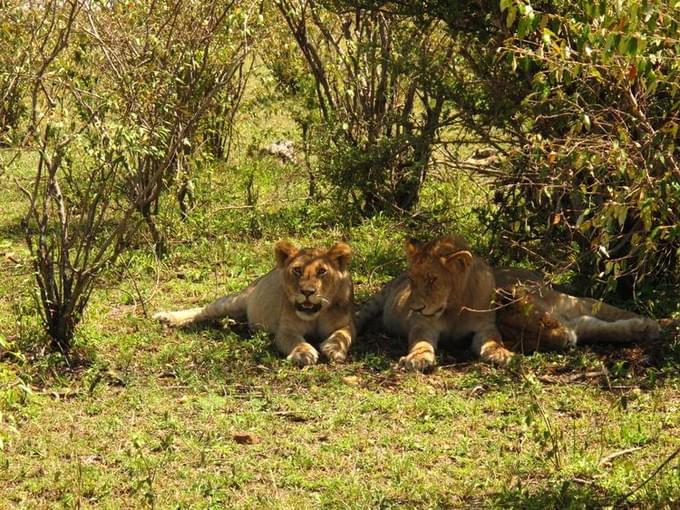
[488,0,680,298]
[277,1,457,216]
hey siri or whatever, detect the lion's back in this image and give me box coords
[246,270,286,332]
[381,273,412,336]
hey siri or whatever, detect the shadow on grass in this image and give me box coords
[0,217,26,243]
[573,326,680,388]
[491,479,617,509]
[350,315,680,390]
[351,320,479,373]
[178,319,281,364]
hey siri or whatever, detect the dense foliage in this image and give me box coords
[491,0,680,299]
[1,0,677,348]
[2,0,254,349]
[276,0,458,216]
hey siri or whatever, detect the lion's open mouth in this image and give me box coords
[296,302,322,314]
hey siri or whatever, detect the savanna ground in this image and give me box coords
[1,91,679,509]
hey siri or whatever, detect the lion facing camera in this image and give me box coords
[153,240,355,366]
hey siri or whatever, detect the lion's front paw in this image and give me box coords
[398,343,436,372]
[320,338,348,363]
[287,343,319,367]
[480,341,514,366]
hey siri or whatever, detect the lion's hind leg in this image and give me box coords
[548,294,660,343]
[566,316,660,344]
[154,290,250,327]
[496,293,577,353]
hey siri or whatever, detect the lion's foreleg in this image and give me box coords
[275,327,319,367]
[320,325,353,363]
[398,323,440,372]
[471,323,514,366]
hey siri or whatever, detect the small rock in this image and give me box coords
[261,140,296,164]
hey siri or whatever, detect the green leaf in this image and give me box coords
[604,33,619,54]
[507,6,518,28]
[518,16,531,38]
[542,28,552,46]
[617,205,628,227]
[582,113,591,131]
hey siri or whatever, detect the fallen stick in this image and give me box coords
[598,446,643,466]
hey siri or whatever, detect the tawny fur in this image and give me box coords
[358,236,660,371]
[357,236,513,371]
[494,268,659,353]
[154,241,355,366]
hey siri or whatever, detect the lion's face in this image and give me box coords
[275,241,352,321]
[405,238,473,319]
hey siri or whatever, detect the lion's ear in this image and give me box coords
[441,250,473,273]
[274,240,298,268]
[404,238,420,260]
[327,242,352,271]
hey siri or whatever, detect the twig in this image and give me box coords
[537,370,607,385]
[598,446,643,466]
[211,204,256,213]
[1,252,21,265]
[616,445,680,504]
[599,361,613,392]
[122,261,148,318]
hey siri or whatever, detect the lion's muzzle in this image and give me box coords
[296,301,323,314]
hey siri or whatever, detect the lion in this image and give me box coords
[493,268,660,354]
[153,240,355,366]
[356,236,660,371]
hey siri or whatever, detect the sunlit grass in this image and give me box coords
[1,98,679,509]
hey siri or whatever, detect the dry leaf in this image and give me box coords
[233,433,260,445]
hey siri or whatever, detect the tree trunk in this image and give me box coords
[47,306,75,353]
[141,205,166,258]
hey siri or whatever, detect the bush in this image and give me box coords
[277,1,456,216]
[485,0,680,298]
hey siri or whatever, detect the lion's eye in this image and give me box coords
[317,267,327,277]
[292,267,303,277]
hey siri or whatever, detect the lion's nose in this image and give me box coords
[301,288,315,297]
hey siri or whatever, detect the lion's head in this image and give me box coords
[405,237,473,319]
[275,240,353,321]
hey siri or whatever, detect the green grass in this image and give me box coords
[1,96,679,509]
